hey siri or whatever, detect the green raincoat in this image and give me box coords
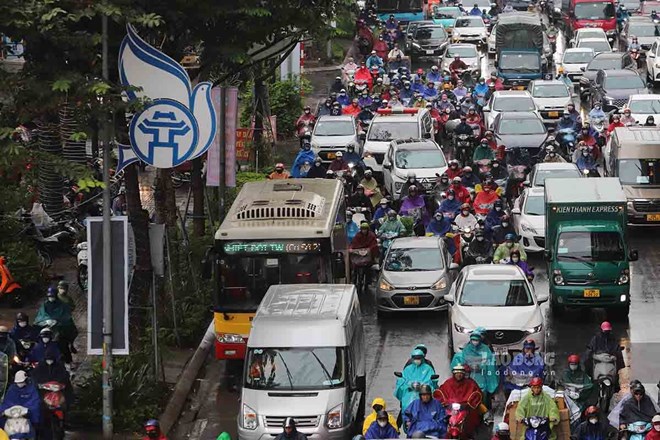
[515,390,560,440]
[451,342,498,394]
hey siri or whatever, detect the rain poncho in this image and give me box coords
[399,195,428,224]
[439,198,461,217]
[502,353,545,391]
[0,383,41,425]
[360,177,383,206]
[619,394,657,425]
[473,144,495,162]
[363,397,398,434]
[485,207,505,232]
[473,190,499,216]
[573,417,609,440]
[35,297,77,342]
[365,420,399,439]
[426,217,452,236]
[515,390,560,440]
[493,242,527,263]
[394,351,438,412]
[378,218,405,237]
[403,398,447,438]
[451,334,498,394]
[454,213,478,231]
[291,148,316,178]
[588,108,606,121]
[559,366,594,409]
[346,221,359,242]
[436,376,483,435]
[608,394,660,427]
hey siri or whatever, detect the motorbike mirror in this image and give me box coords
[536,292,549,304]
[383,162,392,170]
[629,249,639,261]
[511,207,521,215]
[443,293,455,303]
[431,374,440,380]
[620,346,625,351]
[522,180,531,187]
[394,371,403,377]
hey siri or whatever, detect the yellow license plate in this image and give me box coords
[549,111,559,117]
[327,152,336,159]
[515,86,525,90]
[404,295,420,305]
[646,214,660,221]
[584,289,601,298]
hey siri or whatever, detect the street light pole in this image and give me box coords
[101,13,114,439]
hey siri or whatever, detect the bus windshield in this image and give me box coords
[377,0,424,12]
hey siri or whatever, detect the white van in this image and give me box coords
[238,284,366,440]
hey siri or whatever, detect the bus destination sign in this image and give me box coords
[223,240,323,255]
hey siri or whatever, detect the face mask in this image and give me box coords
[42,337,51,344]
[582,152,589,157]
[48,297,56,302]
[378,421,388,428]
[147,433,159,439]
[448,196,454,200]
[58,288,66,295]
[413,359,422,366]
[304,110,310,114]
[315,162,321,167]
[18,321,27,328]
[512,257,519,263]
[46,359,56,366]
[495,207,502,212]
[409,177,415,182]
[569,364,578,371]
[477,236,484,242]
[462,210,469,216]
[549,153,556,157]
[589,418,598,425]
[16,382,26,389]
[471,339,480,346]
[502,222,509,227]
[435,216,443,222]
[441,178,448,184]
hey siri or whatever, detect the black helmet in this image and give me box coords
[15,312,28,322]
[419,384,432,395]
[284,417,296,428]
[632,383,646,395]
[376,409,389,420]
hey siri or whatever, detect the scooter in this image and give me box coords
[393,371,440,431]
[593,352,617,413]
[620,422,652,440]
[3,405,34,439]
[39,381,66,440]
[454,133,475,167]
[378,231,399,263]
[76,242,88,291]
[523,416,551,440]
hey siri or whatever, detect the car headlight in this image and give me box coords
[553,269,564,285]
[526,324,543,334]
[454,324,472,334]
[520,222,537,234]
[379,279,395,291]
[242,404,258,430]
[618,269,630,285]
[327,403,343,429]
[431,278,447,290]
[627,201,634,210]
[216,333,244,344]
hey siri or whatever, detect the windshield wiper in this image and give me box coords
[559,255,595,266]
[310,351,334,385]
[276,352,296,390]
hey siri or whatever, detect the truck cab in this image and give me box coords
[561,0,617,41]
[544,178,638,319]
[495,13,546,88]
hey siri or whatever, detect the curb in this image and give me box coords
[160,321,215,435]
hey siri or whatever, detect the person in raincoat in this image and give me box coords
[426,211,452,236]
[573,406,610,440]
[216,433,231,440]
[359,169,383,206]
[395,349,438,418]
[399,186,428,221]
[403,384,446,438]
[0,370,40,428]
[404,344,436,370]
[502,339,545,392]
[378,210,406,237]
[515,377,560,440]
[438,189,461,219]
[473,139,495,162]
[493,233,527,263]
[435,364,483,438]
[290,143,316,178]
[363,397,398,434]
[451,328,498,405]
[559,354,594,411]
[365,410,399,439]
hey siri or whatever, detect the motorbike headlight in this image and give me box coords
[327,403,344,429]
[454,324,472,334]
[526,324,543,334]
[618,269,630,285]
[431,278,447,290]
[553,269,564,285]
[242,404,258,430]
[520,222,537,234]
[216,333,244,344]
[379,278,395,291]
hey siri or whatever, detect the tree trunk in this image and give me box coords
[159,168,177,227]
[192,157,205,236]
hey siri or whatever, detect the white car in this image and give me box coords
[576,38,613,55]
[571,28,609,48]
[383,138,448,199]
[440,43,481,74]
[483,90,537,129]
[512,186,545,252]
[445,265,547,355]
[451,16,488,47]
[524,162,582,188]
[625,94,660,125]
[487,25,497,56]
[557,48,595,82]
[310,115,361,163]
[646,38,660,86]
[528,80,572,124]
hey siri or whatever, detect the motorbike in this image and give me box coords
[454,133,475,167]
[630,50,641,70]
[593,352,617,413]
[504,371,533,393]
[591,117,607,137]
[76,242,88,291]
[556,128,576,157]
[562,382,588,411]
[620,422,652,440]
[581,168,600,178]
[523,416,551,440]
[474,159,492,177]
[350,248,372,295]
[39,381,66,440]
[459,227,475,264]
[393,371,440,431]
[23,218,79,269]
[12,340,35,376]
[3,405,34,440]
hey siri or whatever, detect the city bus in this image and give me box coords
[375,0,427,25]
[211,179,349,360]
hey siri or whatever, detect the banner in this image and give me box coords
[236,128,252,161]
[225,87,238,188]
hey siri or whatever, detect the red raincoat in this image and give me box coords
[434,377,483,439]
[473,189,500,216]
[450,183,471,205]
[373,40,389,60]
[350,230,379,260]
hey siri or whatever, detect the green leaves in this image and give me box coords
[132,13,164,28]
[40,7,66,22]
[52,79,72,93]
[89,81,111,96]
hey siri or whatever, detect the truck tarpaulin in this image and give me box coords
[495,12,544,53]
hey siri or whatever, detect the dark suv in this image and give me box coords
[589,69,648,111]
[579,52,637,101]
[407,25,449,61]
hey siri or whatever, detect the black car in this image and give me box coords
[579,52,637,101]
[493,112,548,160]
[407,25,449,60]
[589,69,649,111]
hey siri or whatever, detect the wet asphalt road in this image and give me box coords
[176,18,660,440]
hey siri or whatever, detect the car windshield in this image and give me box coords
[455,18,483,27]
[499,53,541,72]
[498,118,546,135]
[556,231,625,262]
[416,26,448,39]
[368,121,419,141]
[533,84,570,98]
[314,120,355,136]
[563,51,595,63]
[493,97,535,111]
[384,247,444,271]
[574,1,615,19]
[524,195,545,215]
[459,279,534,306]
[395,149,447,169]
[629,23,660,37]
[446,46,478,58]
[244,347,345,390]
[377,0,424,12]
[618,158,660,185]
[603,75,645,89]
[628,99,660,114]
[533,168,580,186]
[587,57,621,70]
[434,7,462,18]
[579,40,612,53]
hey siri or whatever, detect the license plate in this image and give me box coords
[404,295,420,305]
[584,289,601,298]
[515,86,525,90]
[426,50,435,55]
[327,152,336,159]
[548,111,559,117]
[646,214,660,221]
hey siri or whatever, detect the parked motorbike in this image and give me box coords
[76,242,88,291]
[3,405,34,439]
[39,381,66,440]
[593,352,617,413]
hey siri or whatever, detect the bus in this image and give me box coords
[375,0,427,25]
[211,179,349,360]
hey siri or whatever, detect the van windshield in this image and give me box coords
[556,231,625,262]
[618,158,660,185]
[244,347,345,390]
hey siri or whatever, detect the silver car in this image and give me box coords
[376,236,458,315]
[311,115,361,163]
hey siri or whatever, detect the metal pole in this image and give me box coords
[151,271,160,380]
[218,87,226,220]
[101,14,114,439]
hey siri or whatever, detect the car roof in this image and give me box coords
[591,52,625,60]
[493,90,533,98]
[576,28,606,34]
[457,15,483,20]
[628,16,654,22]
[534,162,580,171]
[447,43,479,49]
[579,37,610,43]
[317,115,354,122]
[463,264,526,280]
[499,111,541,120]
[602,69,641,77]
[530,79,567,87]
[391,236,444,249]
[564,47,595,53]
[372,109,428,122]
[392,138,441,150]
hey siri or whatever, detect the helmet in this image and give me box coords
[336,151,343,157]
[496,422,510,434]
[460,203,471,210]
[523,339,536,350]
[14,370,27,384]
[46,286,57,297]
[530,377,543,387]
[414,344,428,355]
[568,354,580,364]
[452,176,462,183]
[480,138,489,144]
[39,328,52,337]
[16,312,28,322]
[452,364,467,373]
[504,233,516,241]
[601,321,612,331]
[632,383,645,395]
[57,280,68,288]
[411,348,425,358]
[387,209,397,218]
[432,65,439,71]
[284,417,296,428]
[0,326,7,334]
[419,384,433,395]
[463,166,473,173]
[408,185,418,193]
[275,163,284,169]
[585,406,599,417]
[145,419,160,428]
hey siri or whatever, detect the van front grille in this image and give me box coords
[265,416,319,428]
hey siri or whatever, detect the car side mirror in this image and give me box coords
[359,133,366,141]
[537,292,549,304]
[443,293,455,304]
[569,39,575,46]
[544,249,552,261]
[394,371,403,378]
[383,162,392,170]
[449,262,460,270]
[423,132,432,139]
[629,249,639,261]
[580,66,586,72]
[511,207,521,215]
[523,180,531,187]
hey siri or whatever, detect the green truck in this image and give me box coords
[544,178,638,318]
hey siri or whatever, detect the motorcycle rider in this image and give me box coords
[586,321,625,376]
[29,328,61,364]
[616,4,630,30]
[358,90,373,109]
[493,233,527,263]
[291,142,316,178]
[366,50,384,70]
[515,377,560,440]
[543,145,566,163]
[403,384,447,438]
[509,250,534,281]
[449,56,469,76]
[461,166,481,188]
[35,286,77,366]
[142,419,167,440]
[455,203,479,231]
[491,215,515,245]
[374,34,389,60]
[438,189,462,218]
[485,199,506,231]
[387,43,405,60]
[434,173,451,194]
[504,339,544,392]
[485,73,504,91]
[372,198,391,228]
[32,346,74,410]
[588,101,607,121]
[10,312,39,344]
[426,211,453,236]
[385,14,399,30]
[435,364,484,438]
[566,103,582,127]
[620,107,636,126]
[465,229,494,264]
[607,114,624,135]
[0,370,40,430]
[557,67,573,90]
[557,110,579,136]
[574,406,609,440]
[473,184,499,217]
[378,209,406,238]
[576,146,598,176]
[503,2,514,12]
[295,106,316,145]
[0,326,16,363]
[436,93,455,112]
[401,172,427,199]
[343,98,361,117]
[451,328,499,407]
[360,169,383,206]
[469,3,482,14]
[328,151,349,173]
[349,184,373,212]
[473,138,495,163]
[275,418,308,440]
[559,354,594,411]
[330,101,342,116]
[400,81,414,104]
[330,76,343,94]
[447,160,463,180]
[346,212,359,242]
[450,176,472,204]
[268,163,290,180]
[619,383,657,429]
[644,116,656,127]
[453,80,469,101]
[422,82,438,100]
[363,398,399,435]
[365,410,398,439]
[306,157,327,178]
[427,65,442,84]
[647,415,660,440]
[399,186,429,231]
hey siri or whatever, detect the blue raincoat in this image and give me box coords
[291,148,316,178]
[394,360,437,413]
[502,353,545,391]
[451,334,498,394]
[485,208,504,232]
[347,221,359,242]
[473,82,488,97]
[427,71,442,83]
[426,217,452,236]
[365,420,399,439]
[0,382,41,425]
[438,198,461,217]
[403,398,447,438]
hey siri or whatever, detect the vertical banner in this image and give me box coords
[206,88,222,187]
[236,128,253,162]
[225,87,239,188]
[87,217,130,355]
